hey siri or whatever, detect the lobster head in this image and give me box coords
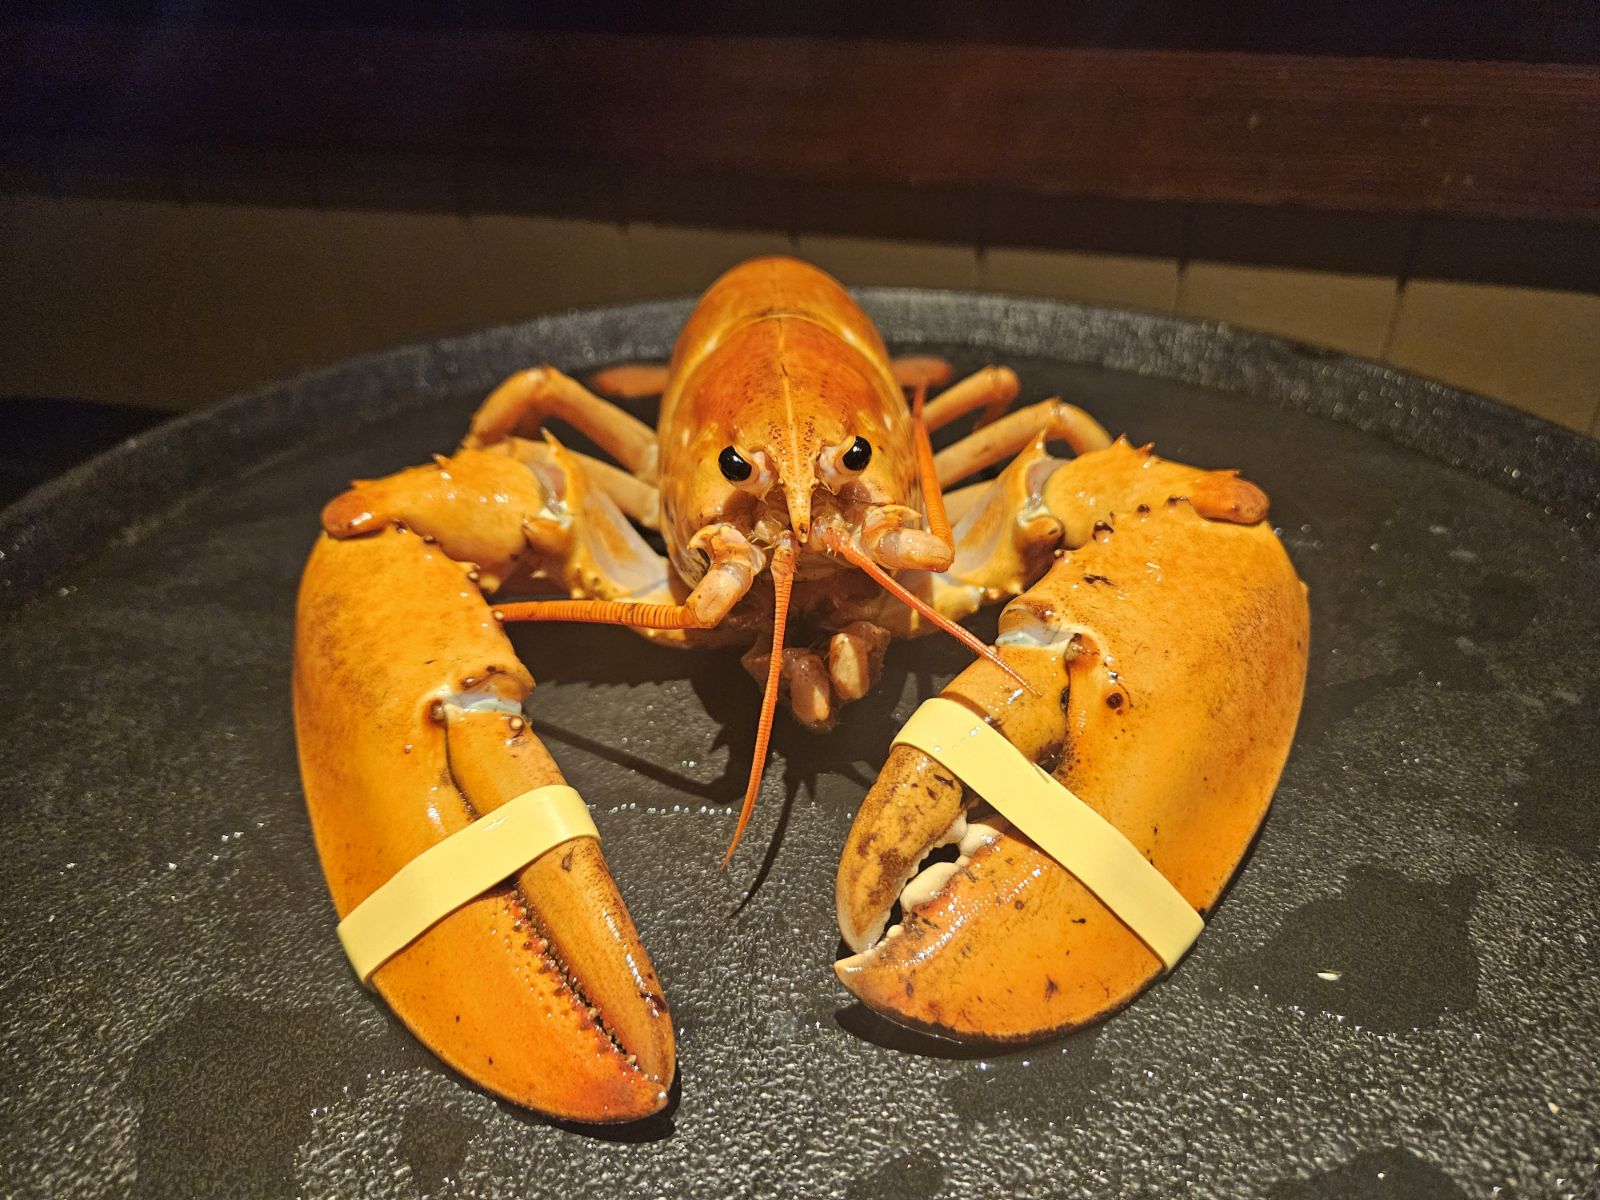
[654,257,923,577]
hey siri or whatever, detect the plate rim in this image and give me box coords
[3,288,1595,611]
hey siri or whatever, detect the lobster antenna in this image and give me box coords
[826,532,1036,695]
[721,537,798,866]
[910,383,953,549]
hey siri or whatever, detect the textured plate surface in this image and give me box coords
[1,293,1596,1200]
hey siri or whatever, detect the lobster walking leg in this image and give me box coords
[502,437,661,528]
[827,621,892,703]
[590,363,672,398]
[934,399,1112,487]
[921,365,1021,431]
[890,355,954,390]
[463,366,660,477]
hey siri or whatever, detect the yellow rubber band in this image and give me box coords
[893,698,1203,970]
[337,784,599,984]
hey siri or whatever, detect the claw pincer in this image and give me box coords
[835,441,1310,1041]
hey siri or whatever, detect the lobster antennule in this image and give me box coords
[722,537,798,865]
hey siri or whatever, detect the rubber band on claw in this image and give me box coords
[892,698,1203,970]
[338,784,599,983]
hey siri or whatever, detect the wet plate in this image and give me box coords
[1,292,1596,1199]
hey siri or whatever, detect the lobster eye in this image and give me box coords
[718,445,753,482]
[842,436,872,472]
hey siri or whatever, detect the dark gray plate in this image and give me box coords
[1,293,1597,1200]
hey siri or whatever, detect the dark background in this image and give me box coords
[1,5,1596,499]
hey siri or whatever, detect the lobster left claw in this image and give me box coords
[835,442,1310,1041]
[295,449,675,1122]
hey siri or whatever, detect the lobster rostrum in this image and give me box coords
[294,256,1309,1122]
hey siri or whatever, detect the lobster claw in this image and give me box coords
[835,442,1310,1041]
[294,525,674,1121]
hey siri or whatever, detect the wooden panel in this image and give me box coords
[0,196,231,406]
[471,215,629,322]
[322,208,485,354]
[3,24,1598,221]
[157,201,357,397]
[981,249,1180,314]
[0,196,360,408]
[984,193,1188,258]
[1409,216,1600,294]
[627,224,794,299]
[1178,263,1399,357]
[794,236,979,289]
[0,194,93,400]
[1386,281,1600,432]
[1187,204,1416,276]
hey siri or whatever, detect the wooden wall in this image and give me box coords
[2,22,1596,434]
[3,174,1596,433]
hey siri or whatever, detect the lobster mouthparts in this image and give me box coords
[835,443,1310,1041]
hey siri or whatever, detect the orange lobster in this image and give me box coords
[293,257,1308,1122]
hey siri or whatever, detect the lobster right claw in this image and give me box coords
[835,442,1310,1041]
